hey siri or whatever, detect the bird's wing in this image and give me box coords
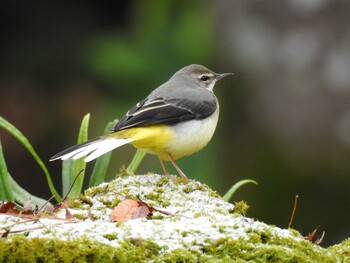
[112,96,217,131]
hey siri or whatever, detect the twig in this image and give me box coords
[288,195,299,228]
[63,169,85,201]
[0,219,79,236]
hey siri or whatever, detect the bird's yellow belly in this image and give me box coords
[112,107,219,161]
[113,125,172,157]
[113,107,219,161]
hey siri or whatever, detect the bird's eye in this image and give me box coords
[200,75,210,81]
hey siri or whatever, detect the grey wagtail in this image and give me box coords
[50,64,232,179]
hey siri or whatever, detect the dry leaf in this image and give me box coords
[0,200,80,238]
[0,202,18,214]
[110,199,151,222]
[314,231,325,245]
[58,198,74,220]
[305,226,325,244]
[305,226,319,241]
[1,229,10,238]
[0,201,36,217]
[65,207,74,220]
[110,199,174,222]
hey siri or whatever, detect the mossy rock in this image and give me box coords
[0,174,348,262]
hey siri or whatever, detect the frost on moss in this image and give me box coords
[0,174,347,262]
[328,238,350,262]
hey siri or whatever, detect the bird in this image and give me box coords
[50,64,232,179]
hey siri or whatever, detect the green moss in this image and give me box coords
[69,175,220,216]
[119,238,160,261]
[84,183,109,197]
[1,174,345,262]
[155,176,173,187]
[115,221,123,228]
[181,180,218,197]
[0,235,162,263]
[218,225,226,233]
[154,186,165,194]
[0,235,119,262]
[91,195,122,209]
[1,233,339,263]
[73,213,88,220]
[145,188,171,207]
[233,201,250,216]
[181,231,188,237]
[156,248,198,263]
[103,233,118,240]
[193,212,202,218]
[150,214,166,220]
[288,228,302,237]
[72,194,93,207]
[129,238,159,251]
[328,238,350,262]
[245,227,273,244]
[173,176,189,185]
[200,237,335,263]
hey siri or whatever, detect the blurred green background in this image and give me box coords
[1,1,349,246]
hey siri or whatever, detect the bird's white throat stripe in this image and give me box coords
[207,79,217,92]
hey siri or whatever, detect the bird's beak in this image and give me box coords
[215,72,234,80]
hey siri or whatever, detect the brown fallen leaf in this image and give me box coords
[305,226,319,241]
[56,198,74,220]
[0,202,18,214]
[0,201,37,217]
[1,229,10,238]
[110,199,175,222]
[110,199,151,222]
[305,226,325,244]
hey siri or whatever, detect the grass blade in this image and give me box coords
[127,149,147,174]
[0,116,61,202]
[0,139,14,201]
[66,113,90,198]
[89,119,118,187]
[8,173,51,208]
[223,179,258,202]
[61,159,73,197]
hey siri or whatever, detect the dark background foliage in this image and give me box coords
[1,1,349,246]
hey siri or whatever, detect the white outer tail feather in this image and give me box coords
[58,138,135,162]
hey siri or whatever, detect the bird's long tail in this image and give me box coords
[50,137,135,162]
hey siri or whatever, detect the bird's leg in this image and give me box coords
[167,153,189,180]
[158,157,170,176]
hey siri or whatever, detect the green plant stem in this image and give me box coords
[127,149,147,174]
[0,116,61,202]
[0,140,14,201]
[9,173,51,208]
[62,159,73,197]
[223,179,258,202]
[66,113,90,198]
